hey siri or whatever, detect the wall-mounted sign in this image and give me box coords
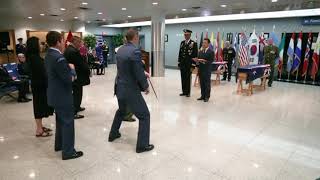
[302,17,320,25]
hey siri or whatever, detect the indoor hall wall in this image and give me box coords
[0,17,71,45]
[84,24,122,36]
[139,17,320,68]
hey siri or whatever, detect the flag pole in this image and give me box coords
[295,69,299,81]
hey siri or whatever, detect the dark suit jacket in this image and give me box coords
[45,48,74,109]
[178,39,198,69]
[64,45,90,86]
[115,42,149,99]
[0,66,12,83]
[198,48,214,73]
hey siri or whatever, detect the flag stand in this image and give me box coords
[287,73,290,81]
[294,69,299,82]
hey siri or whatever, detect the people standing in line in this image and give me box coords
[45,31,83,160]
[193,38,214,102]
[108,28,154,153]
[64,36,90,119]
[26,37,54,137]
[178,29,198,97]
[222,41,236,82]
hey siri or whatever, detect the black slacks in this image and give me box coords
[72,84,83,114]
[110,93,150,148]
[199,68,211,99]
[54,107,75,157]
[223,60,233,81]
[8,80,28,99]
[180,66,192,95]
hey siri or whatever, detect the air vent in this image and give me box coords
[49,14,59,17]
[191,6,201,9]
[95,19,102,22]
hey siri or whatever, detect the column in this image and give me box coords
[151,12,165,77]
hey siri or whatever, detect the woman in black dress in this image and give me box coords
[26,37,53,137]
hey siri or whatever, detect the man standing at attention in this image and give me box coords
[108,28,154,153]
[45,31,83,160]
[64,36,90,119]
[178,29,198,97]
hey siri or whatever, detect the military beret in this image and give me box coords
[183,29,192,33]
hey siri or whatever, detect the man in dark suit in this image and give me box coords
[178,29,198,97]
[193,38,214,102]
[44,31,83,160]
[16,38,26,55]
[108,28,154,153]
[64,36,90,119]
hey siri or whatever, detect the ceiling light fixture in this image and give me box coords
[60,8,66,11]
[87,21,91,23]
[122,8,127,10]
[74,16,78,19]
[221,4,227,8]
[97,12,103,15]
[82,2,88,5]
[182,9,187,11]
[128,15,132,18]
[40,13,45,16]
[152,2,158,5]
[271,0,278,2]
[103,8,320,28]
[27,16,32,19]
[60,19,64,21]
[102,18,106,21]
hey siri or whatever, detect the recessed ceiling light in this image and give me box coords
[74,16,78,19]
[60,8,66,11]
[102,18,106,21]
[128,15,132,18]
[97,12,103,15]
[122,8,127,11]
[40,13,45,16]
[221,4,227,8]
[82,2,88,5]
[27,16,32,19]
[182,9,187,11]
[87,21,91,23]
[152,2,158,5]
[272,0,278,2]
[60,19,64,21]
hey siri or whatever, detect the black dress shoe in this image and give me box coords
[62,151,83,160]
[123,118,136,122]
[108,132,121,142]
[197,97,204,101]
[221,78,226,81]
[17,98,29,103]
[186,94,190,97]
[268,84,272,87]
[179,93,186,96]
[79,107,85,112]
[136,144,154,153]
[55,148,62,152]
[204,98,209,102]
[23,97,32,101]
[74,114,84,119]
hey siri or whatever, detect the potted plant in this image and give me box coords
[83,34,97,50]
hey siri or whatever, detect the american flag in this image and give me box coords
[302,32,312,77]
[239,32,249,66]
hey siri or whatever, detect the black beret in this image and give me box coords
[183,29,192,33]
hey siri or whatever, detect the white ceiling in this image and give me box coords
[0,0,319,24]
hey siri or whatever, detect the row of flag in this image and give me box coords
[194,31,320,80]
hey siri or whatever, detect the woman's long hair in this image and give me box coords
[26,37,40,62]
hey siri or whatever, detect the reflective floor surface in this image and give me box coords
[0,65,320,180]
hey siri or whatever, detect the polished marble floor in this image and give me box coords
[0,65,320,180]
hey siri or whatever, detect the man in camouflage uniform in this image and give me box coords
[178,29,198,97]
[263,39,279,87]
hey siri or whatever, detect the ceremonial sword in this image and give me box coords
[148,78,158,100]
